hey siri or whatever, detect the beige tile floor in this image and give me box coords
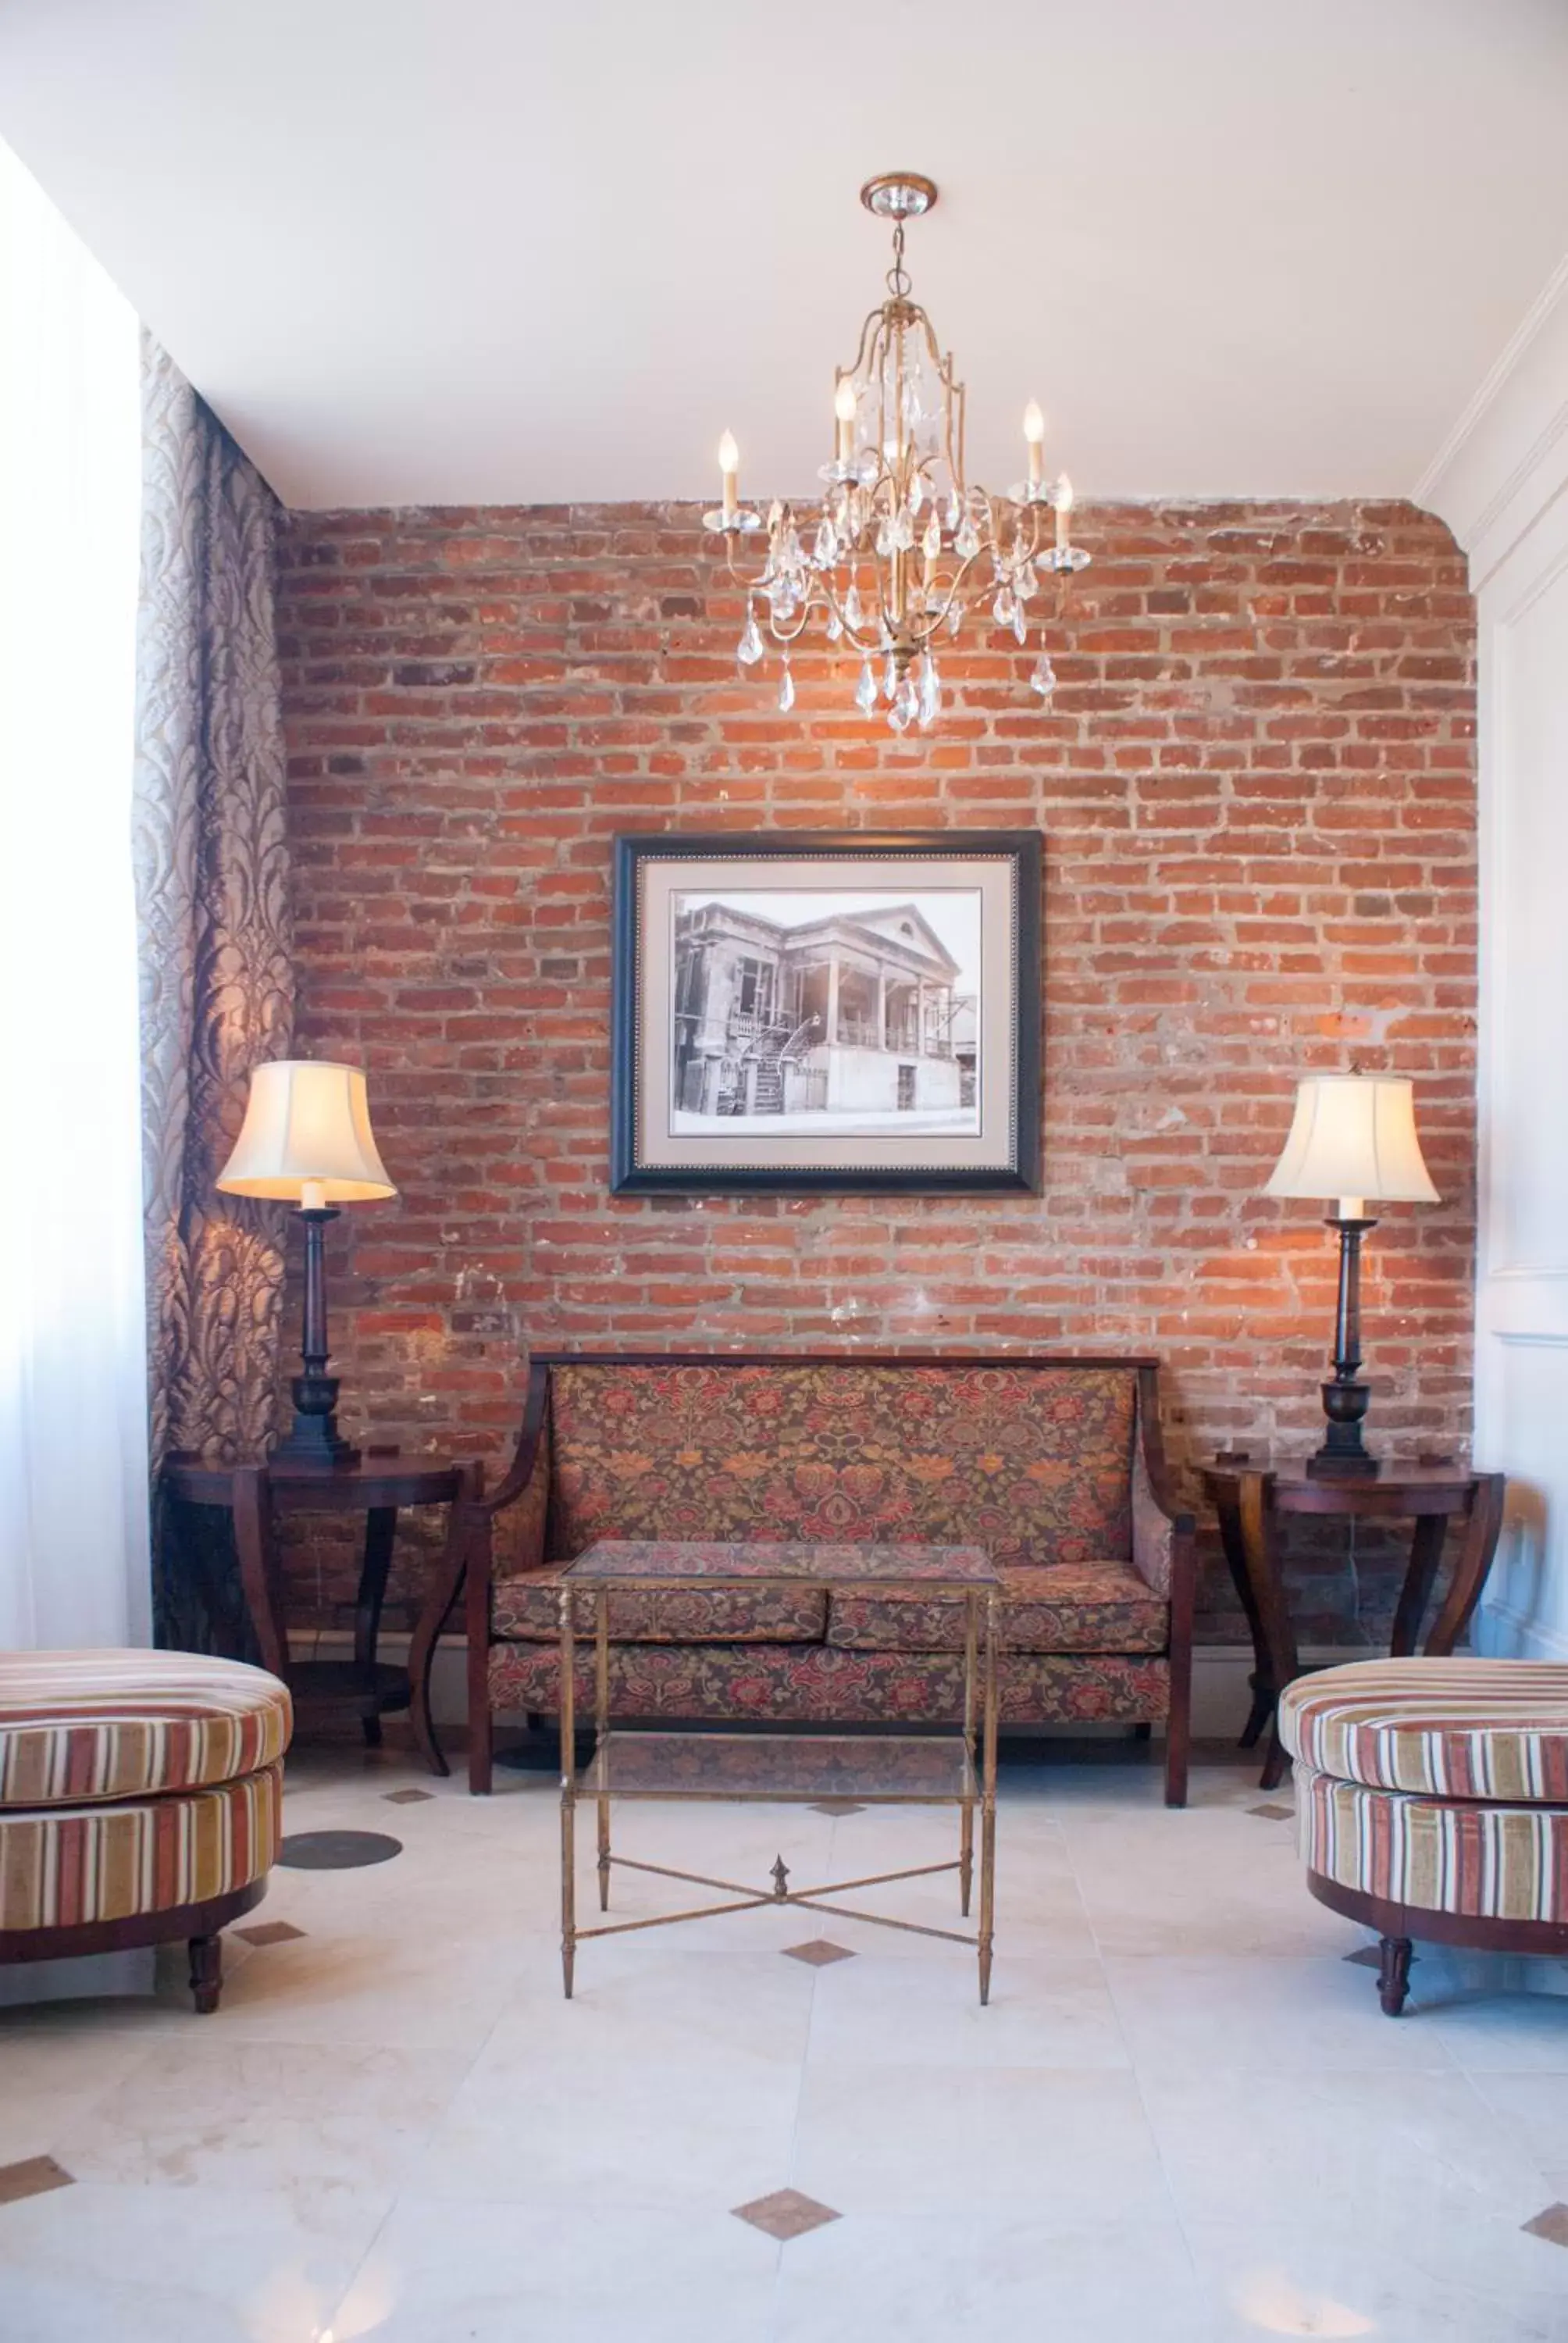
[2,1738,1567,2341]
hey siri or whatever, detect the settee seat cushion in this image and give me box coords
[826,1561,1166,1655]
[490,1636,1169,1727]
[1279,1658,1568,1804]
[492,1572,828,1646]
[0,1650,293,1809]
[0,1761,284,1932]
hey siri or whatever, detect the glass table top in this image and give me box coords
[561,1539,1000,1589]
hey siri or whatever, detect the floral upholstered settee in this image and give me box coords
[458,1354,1196,1803]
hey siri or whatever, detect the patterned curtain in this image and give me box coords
[133,337,294,1647]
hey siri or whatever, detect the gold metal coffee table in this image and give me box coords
[557,1540,1001,2002]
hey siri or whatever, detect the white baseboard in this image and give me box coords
[1474,1604,1568,1663]
[293,1632,1376,1746]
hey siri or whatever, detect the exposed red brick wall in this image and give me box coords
[275,498,1477,1643]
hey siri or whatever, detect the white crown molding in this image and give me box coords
[1417,250,1568,590]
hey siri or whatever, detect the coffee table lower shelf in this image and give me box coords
[561,1728,997,2004]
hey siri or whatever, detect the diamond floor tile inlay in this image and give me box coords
[732,2188,842,2241]
[383,1788,436,1805]
[1523,2203,1568,2248]
[235,1920,307,1946]
[782,1939,857,1967]
[0,2156,74,2206]
[1249,1801,1295,1821]
[807,1798,866,1816]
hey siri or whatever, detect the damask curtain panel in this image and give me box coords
[134,337,295,1642]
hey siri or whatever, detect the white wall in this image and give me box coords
[1421,259,1568,1658]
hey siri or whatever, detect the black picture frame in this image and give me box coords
[610,829,1042,1194]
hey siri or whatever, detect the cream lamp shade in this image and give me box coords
[216,1061,395,1207]
[1263,1072,1439,1218]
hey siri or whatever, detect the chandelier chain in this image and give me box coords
[886,219,911,301]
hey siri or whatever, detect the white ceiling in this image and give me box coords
[2,0,1567,512]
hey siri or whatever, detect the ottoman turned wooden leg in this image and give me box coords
[188,1931,224,2014]
[1377,1934,1413,2017]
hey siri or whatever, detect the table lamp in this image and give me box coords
[1263,1071,1439,1478]
[216,1060,396,1465]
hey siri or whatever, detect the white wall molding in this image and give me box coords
[1418,248,1568,587]
[1459,278,1568,1657]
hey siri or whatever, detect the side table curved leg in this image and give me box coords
[1424,1473,1508,1657]
[1236,1474,1301,1791]
[355,1507,398,1746]
[407,1466,483,1778]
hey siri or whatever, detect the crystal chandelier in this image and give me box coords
[704,172,1090,732]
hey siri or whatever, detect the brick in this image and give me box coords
[276,496,1477,1646]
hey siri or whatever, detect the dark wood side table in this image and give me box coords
[163,1452,479,1776]
[1199,1460,1507,1791]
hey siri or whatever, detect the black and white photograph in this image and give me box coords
[611,832,1041,1193]
[670,888,981,1135]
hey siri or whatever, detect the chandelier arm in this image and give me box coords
[914,551,990,637]
[761,600,819,650]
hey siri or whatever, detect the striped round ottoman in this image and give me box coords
[0,1649,292,2011]
[1279,1657,1568,2014]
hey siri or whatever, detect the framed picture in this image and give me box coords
[611,830,1041,1193]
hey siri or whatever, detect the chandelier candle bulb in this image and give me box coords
[1024,400,1045,489]
[718,430,739,519]
[834,378,856,465]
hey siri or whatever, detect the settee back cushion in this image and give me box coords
[544,1361,1137,1570]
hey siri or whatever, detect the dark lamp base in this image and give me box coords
[1307,1374,1377,1478]
[1306,1446,1381,1480]
[271,1417,359,1469]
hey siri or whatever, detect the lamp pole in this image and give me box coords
[1310,1210,1378,1478]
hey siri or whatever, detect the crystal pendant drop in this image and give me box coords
[910,471,925,515]
[888,674,918,734]
[1030,651,1058,699]
[956,516,980,560]
[825,606,843,642]
[875,514,894,558]
[855,658,877,715]
[883,652,898,701]
[923,516,942,562]
[918,654,941,728]
[893,509,916,552]
[736,608,764,666]
[844,584,863,632]
[1016,561,1038,599]
[993,588,1014,629]
[778,658,795,714]
[1013,601,1028,646]
[813,519,838,568]
[947,601,963,637]
[946,493,963,530]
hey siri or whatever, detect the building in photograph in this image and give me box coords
[673,899,974,1118]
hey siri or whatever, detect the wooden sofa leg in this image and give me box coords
[1164,1724,1188,1809]
[469,1692,494,1796]
[188,1931,223,2015]
[1377,1935,1413,2017]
